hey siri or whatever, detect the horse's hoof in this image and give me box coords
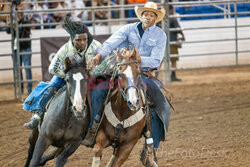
[146,161,158,167]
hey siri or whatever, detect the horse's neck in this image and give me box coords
[111,90,131,120]
[51,88,71,119]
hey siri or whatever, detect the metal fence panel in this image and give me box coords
[0,0,250,99]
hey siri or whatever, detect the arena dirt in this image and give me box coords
[0,66,250,167]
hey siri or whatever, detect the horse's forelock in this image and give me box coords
[64,61,87,74]
[119,49,135,61]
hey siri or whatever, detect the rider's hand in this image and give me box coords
[91,53,102,67]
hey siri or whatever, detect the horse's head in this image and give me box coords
[117,48,143,111]
[64,57,88,119]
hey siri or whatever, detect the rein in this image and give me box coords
[103,59,139,105]
[117,60,138,66]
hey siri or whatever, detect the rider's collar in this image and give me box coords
[145,24,156,32]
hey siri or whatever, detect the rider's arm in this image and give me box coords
[99,24,133,58]
[49,43,68,79]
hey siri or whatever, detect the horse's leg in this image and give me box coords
[39,147,62,166]
[145,144,158,167]
[24,128,39,167]
[106,155,115,167]
[92,130,109,167]
[55,140,81,167]
[29,134,51,167]
[109,140,138,167]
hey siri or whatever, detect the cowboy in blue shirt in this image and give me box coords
[82,2,170,151]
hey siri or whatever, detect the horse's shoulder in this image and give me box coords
[47,85,67,109]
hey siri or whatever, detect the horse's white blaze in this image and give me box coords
[123,66,138,107]
[73,73,84,112]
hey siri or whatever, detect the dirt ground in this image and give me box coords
[0,66,250,167]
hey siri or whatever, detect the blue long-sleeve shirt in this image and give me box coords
[99,22,167,70]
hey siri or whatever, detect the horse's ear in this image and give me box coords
[136,53,141,64]
[131,47,137,59]
[131,47,140,63]
[64,57,71,69]
[117,49,122,62]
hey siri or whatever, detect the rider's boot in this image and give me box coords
[24,111,43,130]
[171,71,182,82]
[82,120,100,147]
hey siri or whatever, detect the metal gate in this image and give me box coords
[0,0,250,99]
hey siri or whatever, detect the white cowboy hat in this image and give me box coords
[134,2,165,23]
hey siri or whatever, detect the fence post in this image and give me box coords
[163,0,170,85]
[108,0,111,34]
[92,8,96,35]
[10,3,17,98]
[234,1,238,65]
[120,0,125,24]
[14,10,22,99]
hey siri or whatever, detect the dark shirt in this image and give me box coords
[137,22,144,38]
[169,17,180,42]
[19,17,31,49]
[6,16,31,50]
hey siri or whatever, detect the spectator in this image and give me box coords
[0,0,10,31]
[168,5,185,81]
[7,7,33,94]
[126,0,146,18]
[92,0,109,24]
[0,20,7,31]
[85,0,91,18]
[71,0,88,22]
[31,0,49,29]
[47,1,69,28]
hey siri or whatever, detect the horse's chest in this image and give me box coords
[65,118,87,137]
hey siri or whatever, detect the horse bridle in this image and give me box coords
[64,64,88,114]
[116,60,141,102]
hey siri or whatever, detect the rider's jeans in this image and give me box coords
[90,81,109,127]
[12,48,32,93]
[36,76,66,113]
[141,74,170,150]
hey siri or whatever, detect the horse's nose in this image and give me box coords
[136,99,139,106]
[82,104,86,112]
[127,100,139,111]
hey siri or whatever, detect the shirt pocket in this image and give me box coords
[144,39,156,52]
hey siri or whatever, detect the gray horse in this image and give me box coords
[25,57,90,167]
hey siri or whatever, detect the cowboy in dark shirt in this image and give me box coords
[7,13,32,94]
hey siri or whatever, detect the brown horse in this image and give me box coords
[91,48,157,167]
